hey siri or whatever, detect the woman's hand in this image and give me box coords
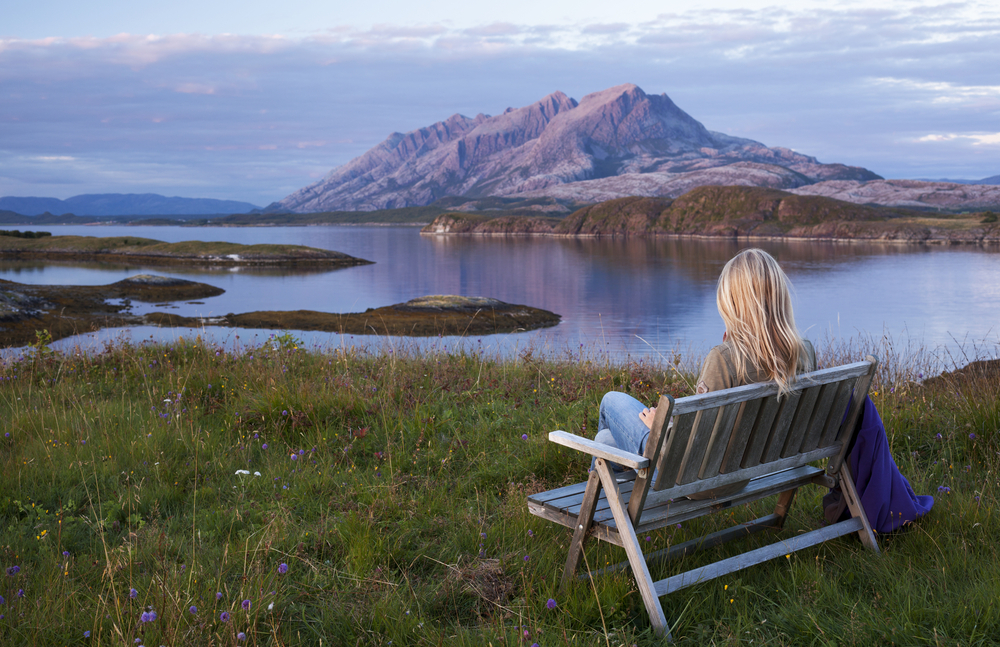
[639,407,657,430]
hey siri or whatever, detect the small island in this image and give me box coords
[0,279,560,348]
[0,233,373,267]
[145,295,560,337]
[0,274,225,347]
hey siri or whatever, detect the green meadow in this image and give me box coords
[1,333,998,645]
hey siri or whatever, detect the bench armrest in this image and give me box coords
[549,430,650,470]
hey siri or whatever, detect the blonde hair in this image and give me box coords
[716,248,807,394]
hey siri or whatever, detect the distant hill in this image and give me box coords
[0,193,260,217]
[277,83,880,212]
[918,175,1000,185]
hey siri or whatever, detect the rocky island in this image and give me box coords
[0,234,373,267]
[421,186,1000,244]
[145,295,560,337]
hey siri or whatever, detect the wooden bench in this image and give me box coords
[527,356,880,640]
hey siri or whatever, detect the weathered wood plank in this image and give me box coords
[761,391,802,464]
[839,462,880,552]
[818,378,856,448]
[561,469,603,590]
[829,356,878,473]
[677,408,720,484]
[653,412,696,490]
[720,399,759,473]
[797,382,837,454]
[628,395,675,525]
[781,385,821,458]
[699,401,743,479]
[740,394,782,468]
[595,459,671,639]
[549,430,650,469]
[653,517,865,596]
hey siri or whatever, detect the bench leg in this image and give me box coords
[839,463,879,553]
[561,469,603,591]
[772,488,797,530]
[595,459,672,640]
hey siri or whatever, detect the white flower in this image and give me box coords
[235,469,250,475]
[267,603,273,611]
[253,471,261,477]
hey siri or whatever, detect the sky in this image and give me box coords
[2,0,998,206]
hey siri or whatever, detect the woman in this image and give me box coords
[594,248,933,529]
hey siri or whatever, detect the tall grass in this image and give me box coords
[0,333,997,645]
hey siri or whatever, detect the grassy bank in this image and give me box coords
[1,336,998,645]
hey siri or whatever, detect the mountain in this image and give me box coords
[788,179,1000,210]
[0,193,260,217]
[277,83,881,212]
[918,175,1000,185]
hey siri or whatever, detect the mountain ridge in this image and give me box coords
[0,193,260,217]
[277,83,881,212]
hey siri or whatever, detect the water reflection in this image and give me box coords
[1,224,998,363]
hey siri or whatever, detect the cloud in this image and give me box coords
[1,2,998,202]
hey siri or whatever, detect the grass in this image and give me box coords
[0,333,998,645]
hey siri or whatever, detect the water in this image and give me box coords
[3,224,999,364]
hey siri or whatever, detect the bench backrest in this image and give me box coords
[640,356,877,500]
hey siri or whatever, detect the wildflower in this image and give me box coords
[6,566,19,576]
[129,588,138,599]
[278,563,288,574]
[242,599,251,611]
[235,469,250,475]
[262,443,268,450]
[546,598,557,609]
[220,611,230,622]
[16,589,23,598]
[267,602,274,611]
[84,631,91,638]
[216,592,223,600]
[189,606,198,614]
[291,454,297,461]
[238,632,247,642]
[523,555,530,562]
[0,595,4,604]
[935,433,943,440]
[970,433,977,440]
[521,434,528,440]
[527,529,534,537]
[254,471,261,477]
[281,410,288,416]
[63,551,70,557]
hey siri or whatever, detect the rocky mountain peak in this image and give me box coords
[276,84,880,212]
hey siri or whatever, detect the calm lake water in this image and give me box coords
[2,224,999,367]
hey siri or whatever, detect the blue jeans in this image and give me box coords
[593,391,651,470]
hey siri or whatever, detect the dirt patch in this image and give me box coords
[144,295,560,336]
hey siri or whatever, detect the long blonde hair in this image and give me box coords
[716,248,807,394]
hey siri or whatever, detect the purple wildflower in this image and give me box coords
[546,598,557,609]
[216,592,223,600]
[129,588,138,599]
[6,566,19,576]
[242,599,251,611]
[63,551,70,557]
[84,631,91,638]
[16,589,23,598]
[262,443,268,450]
[527,529,534,537]
[238,632,247,642]
[298,448,305,455]
[278,563,288,574]
[523,555,530,562]
[970,433,977,440]
[521,434,528,441]
[189,605,198,614]
[935,433,943,440]
[281,410,288,416]
[220,611,230,623]
[290,454,297,461]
